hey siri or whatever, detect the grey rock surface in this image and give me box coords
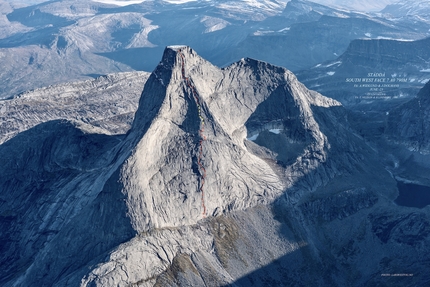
[0,71,149,144]
[1,46,429,287]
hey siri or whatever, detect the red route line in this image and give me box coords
[178,49,207,218]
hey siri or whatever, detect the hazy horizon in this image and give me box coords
[6,0,400,12]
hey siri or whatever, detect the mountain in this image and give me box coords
[0,0,157,99]
[0,0,429,99]
[0,0,31,38]
[1,46,429,286]
[382,0,430,19]
[0,71,149,144]
[312,0,397,12]
[297,37,430,109]
[0,0,286,99]
[379,79,430,189]
[227,0,429,72]
[386,79,430,154]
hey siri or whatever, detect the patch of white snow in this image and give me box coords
[269,129,282,134]
[325,61,342,67]
[90,0,145,6]
[247,133,259,141]
[278,27,290,32]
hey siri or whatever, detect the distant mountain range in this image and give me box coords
[312,0,397,12]
[297,36,430,109]
[0,71,149,144]
[0,0,429,99]
[382,0,430,18]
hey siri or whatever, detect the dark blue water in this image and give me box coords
[395,181,430,208]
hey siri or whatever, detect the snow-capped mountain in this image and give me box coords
[1,46,430,286]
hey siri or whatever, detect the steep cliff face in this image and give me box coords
[122,46,348,234]
[297,37,430,108]
[339,38,430,69]
[386,80,430,154]
[1,46,429,287]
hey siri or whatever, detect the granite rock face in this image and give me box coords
[1,46,430,286]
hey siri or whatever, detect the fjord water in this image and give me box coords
[395,181,430,208]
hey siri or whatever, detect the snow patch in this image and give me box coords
[269,129,282,134]
[247,133,259,141]
[375,36,415,41]
[90,0,146,6]
[278,27,290,32]
[327,71,335,76]
[325,61,342,67]
[334,12,350,18]
[365,32,372,37]
[91,0,196,5]
[164,0,197,3]
[420,69,430,72]
[253,30,274,36]
[167,45,188,50]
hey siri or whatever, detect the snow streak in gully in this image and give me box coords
[178,49,207,217]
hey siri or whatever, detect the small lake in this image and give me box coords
[395,181,430,208]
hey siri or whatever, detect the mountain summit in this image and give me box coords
[124,45,344,232]
[1,46,429,286]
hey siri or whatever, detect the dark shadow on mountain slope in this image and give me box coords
[0,120,135,286]
[221,247,315,287]
[111,24,141,45]
[395,181,430,208]
[0,26,61,48]
[244,84,310,167]
[231,93,430,286]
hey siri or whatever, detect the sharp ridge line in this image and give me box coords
[178,49,207,218]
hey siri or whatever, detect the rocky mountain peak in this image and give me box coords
[1,46,408,287]
[121,46,347,234]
